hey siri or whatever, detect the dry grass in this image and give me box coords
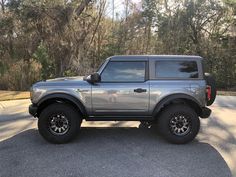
[0,91,30,101]
[217,91,236,96]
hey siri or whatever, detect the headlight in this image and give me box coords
[31,86,45,102]
[30,87,33,100]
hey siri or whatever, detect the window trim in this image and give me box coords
[154,60,200,80]
[99,61,148,83]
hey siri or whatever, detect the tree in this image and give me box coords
[0,0,235,90]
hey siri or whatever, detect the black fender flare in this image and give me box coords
[152,93,202,117]
[37,93,88,116]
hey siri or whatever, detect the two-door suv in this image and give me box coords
[29,55,216,144]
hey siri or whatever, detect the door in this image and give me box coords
[91,61,149,116]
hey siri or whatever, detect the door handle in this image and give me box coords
[134,88,147,93]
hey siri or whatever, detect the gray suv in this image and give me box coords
[29,55,216,144]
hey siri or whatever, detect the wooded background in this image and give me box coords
[0,0,235,91]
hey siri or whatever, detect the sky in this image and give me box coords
[105,0,142,19]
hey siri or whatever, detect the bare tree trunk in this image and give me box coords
[125,0,129,21]
[0,0,5,14]
[164,0,171,16]
[89,0,106,46]
[75,0,91,17]
[146,22,151,53]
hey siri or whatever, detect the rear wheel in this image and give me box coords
[38,103,82,144]
[158,105,200,144]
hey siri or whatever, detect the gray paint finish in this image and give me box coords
[30,55,207,118]
[31,78,93,112]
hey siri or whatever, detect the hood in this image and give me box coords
[33,76,86,87]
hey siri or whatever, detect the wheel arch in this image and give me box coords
[152,93,202,118]
[36,93,88,117]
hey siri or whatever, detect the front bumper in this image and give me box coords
[199,107,211,118]
[29,104,38,117]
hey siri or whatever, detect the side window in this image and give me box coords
[155,61,198,79]
[101,61,146,82]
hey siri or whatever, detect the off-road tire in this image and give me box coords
[38,103,82,144]
[158,104,200,144]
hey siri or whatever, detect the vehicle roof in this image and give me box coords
[109,55,203,61]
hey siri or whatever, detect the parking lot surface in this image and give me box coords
[0,96,235,177]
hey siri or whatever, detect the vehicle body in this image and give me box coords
[29,55,215,144]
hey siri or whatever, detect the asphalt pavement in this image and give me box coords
[0,96,235,177]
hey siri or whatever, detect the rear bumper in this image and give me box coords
[29,104,38,117]
[199,107,211,118]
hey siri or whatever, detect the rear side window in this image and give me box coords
[101,61,146,82]
[155,61,198,79]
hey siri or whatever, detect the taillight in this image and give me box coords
[206,85,211,101]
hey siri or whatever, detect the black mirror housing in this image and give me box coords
[86,72,101,83]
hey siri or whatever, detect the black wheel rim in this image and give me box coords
[169,114,191,136]
[48,113,70,135]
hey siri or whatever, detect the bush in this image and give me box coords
[0,59,41,91]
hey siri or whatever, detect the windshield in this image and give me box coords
[96,59,108,72]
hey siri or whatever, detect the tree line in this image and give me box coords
[0,0,235,91]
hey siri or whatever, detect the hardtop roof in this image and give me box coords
[110,55,202,61]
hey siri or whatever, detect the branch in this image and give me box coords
[89,0,106,45]
[200,13,218,28]
[75,0,92,17]
[219,24,232,36]
[201,27,212,36]
[0,0,5,13]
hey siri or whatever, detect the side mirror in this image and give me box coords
[86,72,101,83]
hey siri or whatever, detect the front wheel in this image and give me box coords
[38,103,82,144]
[158,105,200,144]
